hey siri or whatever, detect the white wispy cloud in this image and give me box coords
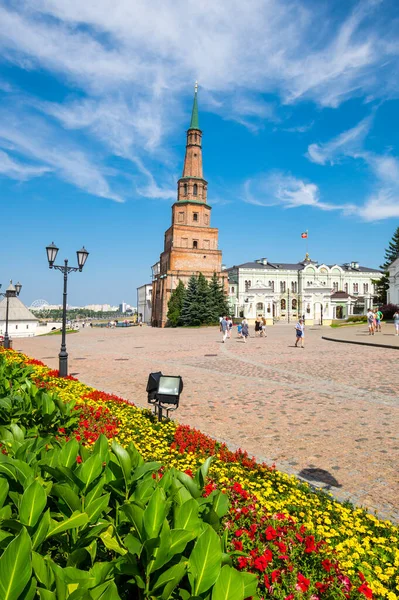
[0,108,123,202]
[307,116,399,220]
[0,149,51,180]
[0,0,398,203]
[244,172,355,212]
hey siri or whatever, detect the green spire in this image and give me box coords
[189,81,199,129]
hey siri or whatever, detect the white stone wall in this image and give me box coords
[388,258,399,305]
[0,320,38,338]
[137,284,152,323]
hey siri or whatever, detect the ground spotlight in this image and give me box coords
[146,372,183,421]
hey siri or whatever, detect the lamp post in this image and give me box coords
[46,243,89,377]
[0,281,22,349]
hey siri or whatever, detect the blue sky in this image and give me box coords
[1,0,399,307]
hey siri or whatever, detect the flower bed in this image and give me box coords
[1,348,398,599]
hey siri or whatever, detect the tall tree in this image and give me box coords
[209,272,230,320]
[167,280,186,327]
[376,226,399,303]
[181,275,201,326]
[197,273,213,324]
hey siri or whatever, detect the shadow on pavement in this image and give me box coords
[298,467,342,489]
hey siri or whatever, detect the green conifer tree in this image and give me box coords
[167,280,186,327]
[181,275,201,326]
[209,272,231,321]
[197,273,213,324]
[375,226,399,303]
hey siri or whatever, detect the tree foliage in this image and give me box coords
[376,226,399,303]
[172,273,230,327]
[167,280,186,327]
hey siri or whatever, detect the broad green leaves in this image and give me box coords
[189,525,222,595]
[0,528,32,600]
[19,480,47,527]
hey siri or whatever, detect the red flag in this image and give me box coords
[301,232,308,239]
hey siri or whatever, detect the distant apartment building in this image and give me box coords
[137,284,152,324]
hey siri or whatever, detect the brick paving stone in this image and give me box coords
[16,322,399,522]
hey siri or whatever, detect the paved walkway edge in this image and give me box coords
[322,336,399,350]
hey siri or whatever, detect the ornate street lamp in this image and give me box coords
[0,280,22,349]
[46,243,89,377]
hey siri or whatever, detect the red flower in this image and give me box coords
[304,535,317,553]
[76,455,82,464]
[237,557,249,570]
[184,469,194,478]
[358,583,373,599]
[296,573,310,593]
[285,595,295,600]
[235,529,244,538]
[271,570,281,583]
[58,427,66,434]
[265,525,277,540]
[233,540,243,551]
[321,559,333,572]
[253,555,268,572]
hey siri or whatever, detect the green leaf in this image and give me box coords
[99,525,127,555]
[188,524,222,595]
[174,499,200,531]
[19,480,47,527]
[32,552,54,589]
[86,494,110,523]
[79,455,103,490]
[0,464,17,482]
[59,438,80,469]
[176,472,201,499]
[211,565,245,600]
[121,503,144,540]
[0,527,32,600]
[46,512,89,539]
[212,492,229,519]
[124,533,142,557]
[31,509,51,551]
[92,435,109,465]
[37,590,56,600]
[9,425,24,443]
[169,529,196,555]
[131,462,161,482]
[111,442,131,488]
[89,580,121,600]
[150,561,187,598]
[51,484,81,514]
[84,477,105,509]
[241,571,258,599]
[143,487,168,540]
[0,477,10,508]
[194,457,213,490]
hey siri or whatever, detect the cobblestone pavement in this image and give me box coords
[16,323,399,522]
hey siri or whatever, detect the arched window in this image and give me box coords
[231,286,235,293]
[292,299,297,309]
[193,183,198,196]
[245,280,252,291]
[256,302,264,312]
[281,299,286,310]
[184,183,188,195]
[193,240,198,249]
[194,133,197,142]
[344,283,348,293]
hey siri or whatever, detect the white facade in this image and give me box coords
[137,284,152,324]
[0,292,39,339]
[226,256,382,325]
[388,257,399,306]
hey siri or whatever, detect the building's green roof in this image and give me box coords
[189,83,200,130]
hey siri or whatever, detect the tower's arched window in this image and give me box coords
[281,299,286,310]
[184,183,188,196]
[193,240,198,249]
[193,183,198,196]
[194,133,197,142]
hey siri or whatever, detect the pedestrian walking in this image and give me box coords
[241,318,249,343]
[393,310,399,336]
[375,308,383,332]
[295,318,305,348]
[237,323,242,338]
[227,317,233,339]
[367,309,375,335]
[255,316,262,337]
[220,316,229,343]
[261,316,267,338]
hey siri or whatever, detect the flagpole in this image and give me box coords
[306,229,309,256]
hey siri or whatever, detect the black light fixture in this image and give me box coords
[146,371,183,421]
[0,280,22,349]
[77,247,89,272]
[46,242,59,268]
[46,243,89,377]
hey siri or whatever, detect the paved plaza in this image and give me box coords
[16,323,399,522]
